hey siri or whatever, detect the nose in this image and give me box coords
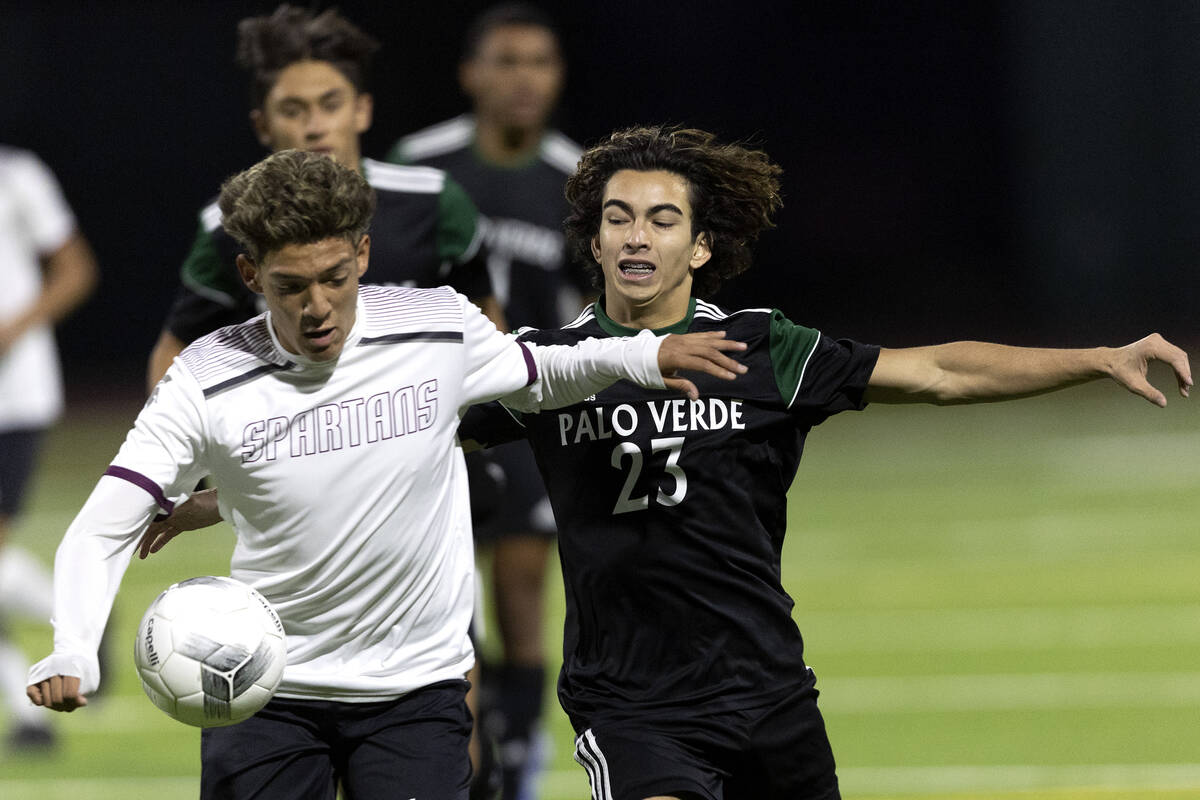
[304,285,333,320]
[304,111,329,141]
[624,219,650,250]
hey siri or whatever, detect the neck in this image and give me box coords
[601,294,691,332]
[474,117,542,165]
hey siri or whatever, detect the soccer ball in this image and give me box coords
[134,576,287,728]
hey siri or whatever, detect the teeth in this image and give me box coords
[621,263,654,273]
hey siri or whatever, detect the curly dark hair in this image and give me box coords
[237,4,380,109]
[564,125,783,299]
[219,149,376,262]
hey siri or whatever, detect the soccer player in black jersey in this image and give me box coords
[145,4,503,391]
[456,125,1192,800]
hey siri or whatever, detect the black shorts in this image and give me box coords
[572,670,839,800]
[468,442,556,542]
[0,429,43,518]
[200,679,473,800]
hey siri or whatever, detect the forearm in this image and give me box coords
[867,341,1112,405]
[504,329,664,412]
[28,234,98,329]
[28,477,158,693]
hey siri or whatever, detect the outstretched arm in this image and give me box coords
[864,333,1192,406]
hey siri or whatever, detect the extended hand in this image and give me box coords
[138,488,223,559]
[1110,333,1192,407]
[27,675,87,712]
[658,331,748,400]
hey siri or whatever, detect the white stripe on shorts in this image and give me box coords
[574,728,614,800]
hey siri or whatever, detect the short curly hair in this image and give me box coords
[564,125,783,299]
[237,4,380,109]
[219,149,376,262]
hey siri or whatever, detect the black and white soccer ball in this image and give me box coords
[134,576,286,728]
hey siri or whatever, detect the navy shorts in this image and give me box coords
[469,441,556,542]
[200,679,473,800]
[572,670,839,800]
[0,429,43,518]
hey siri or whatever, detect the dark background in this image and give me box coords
[3,1,1198,391]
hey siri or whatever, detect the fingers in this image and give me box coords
[1128,333,1193,404]
[28,676,87,712]
[663,376,700,400]
[659,333,749,386]
[139,525,179,559]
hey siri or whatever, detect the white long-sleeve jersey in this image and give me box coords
[29,285,664,701]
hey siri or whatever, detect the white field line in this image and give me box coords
[838,763,1200,794]
[821,671,1200,712]
[534,763,1200,796]
[802,604,1200,653]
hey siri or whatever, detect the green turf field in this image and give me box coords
[3,371,1198,799]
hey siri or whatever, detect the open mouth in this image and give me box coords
[619,261,656,278]
[303,328,335,346]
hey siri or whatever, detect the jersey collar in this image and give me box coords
[593,296,696,337]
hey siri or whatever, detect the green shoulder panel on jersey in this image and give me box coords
[384,139,408,164]
[434,177,483,264]
[179,217,242,305]
[768,309,821,407]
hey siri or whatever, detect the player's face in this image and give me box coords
[252,60,372,169]
[238,235,370,362]
[460,24,563,131]
[591,169,711,329]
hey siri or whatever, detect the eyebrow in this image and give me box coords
[276,87,347,107]
[269,258,355,281]
[602,199,685,216]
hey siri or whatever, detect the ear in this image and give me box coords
[590,235,602,264]
[237,254,263,294]
[354,93,373,136]
[689,232,712,270]
[355,234,371,278]
[250,109,272,149]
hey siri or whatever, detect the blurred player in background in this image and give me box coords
[0,146,97,752]
[146,3,502,391]
[27,149,748,799]
[457,125,1193,800]
[391,5,588,797]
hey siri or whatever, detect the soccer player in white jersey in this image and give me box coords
[0,146,97,753]
[24,149,746,800]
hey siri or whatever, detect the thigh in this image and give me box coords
[0,429,43,518]
[725,670,840,800]
[573,724,723,800]
[339,680,473,800]
[200,697,336,800]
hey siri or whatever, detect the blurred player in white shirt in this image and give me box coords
[0,146,97,754]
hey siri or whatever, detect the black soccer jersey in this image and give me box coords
[390,115,591,330]
[163,158,490,344]
[460,298,880,729]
